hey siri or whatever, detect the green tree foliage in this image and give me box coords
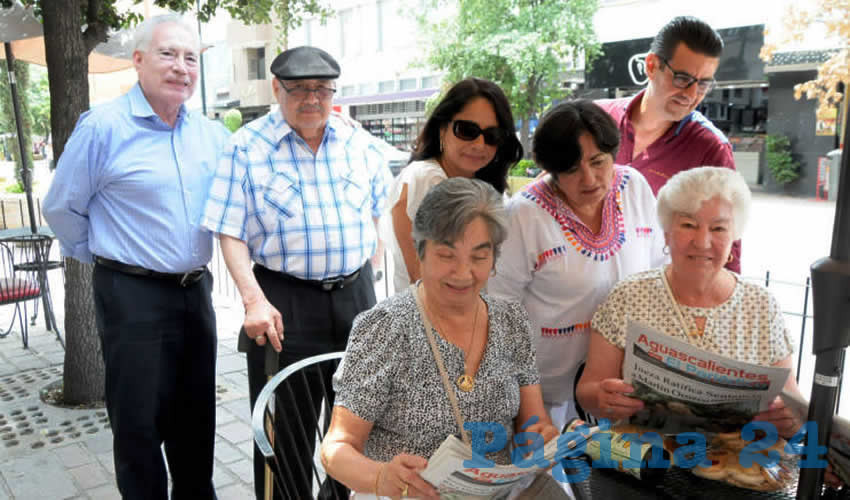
[0,0,333,405]
[766,134,800,185]
[419,0,601,153]
[28,68,50,139]
[0,59,33,188]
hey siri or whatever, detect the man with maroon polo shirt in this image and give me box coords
[596,16,741,272]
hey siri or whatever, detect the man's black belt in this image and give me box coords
[259,264,362,292]
[94,256,207,287]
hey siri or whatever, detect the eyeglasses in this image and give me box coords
[451,120,506,146]
[278,81,337,100]
[660,58,716,94]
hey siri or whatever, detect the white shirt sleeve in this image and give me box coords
[489,195,536,302]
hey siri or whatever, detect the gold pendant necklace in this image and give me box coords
[424,294,481,393]
[456,301,481,392]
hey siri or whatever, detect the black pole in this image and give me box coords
[3,42,37,235]
[798,97,850,499]
[196,0,207,116]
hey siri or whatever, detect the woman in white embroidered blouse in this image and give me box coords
[576,167,804,439]
[488,100,667,430]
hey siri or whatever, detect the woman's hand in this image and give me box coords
[751,396,801,439]
[597,378,644,420]
[378,454,440,500]
[520,421,559,445]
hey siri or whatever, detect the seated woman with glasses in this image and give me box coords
[321,178,558,499]
[488,100,667,431]
[387,77,523,293]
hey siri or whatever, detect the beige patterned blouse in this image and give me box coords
[592,268,794,366]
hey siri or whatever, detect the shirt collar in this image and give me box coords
[626,88,695,138]
[128,83,188,125]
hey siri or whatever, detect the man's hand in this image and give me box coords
[244,297,284,352]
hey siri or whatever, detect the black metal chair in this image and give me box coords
[0,234,54,348]
[252,351,347,500]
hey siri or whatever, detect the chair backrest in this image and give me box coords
[0,235,47,305]
[252,351,346,500]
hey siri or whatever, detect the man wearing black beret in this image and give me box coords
[202,46,390,499]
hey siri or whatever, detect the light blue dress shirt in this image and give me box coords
[43,83,230,273]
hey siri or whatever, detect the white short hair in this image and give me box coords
[132,13,199,53]
[656,167,751,240]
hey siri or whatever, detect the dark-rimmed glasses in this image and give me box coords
[278,81,337,100]
[451,120,506,146]
[660,58,716,94]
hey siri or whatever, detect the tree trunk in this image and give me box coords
[41,0,105,404]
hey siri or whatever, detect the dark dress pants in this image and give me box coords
[247,262,376,500]
[93,265,217,500]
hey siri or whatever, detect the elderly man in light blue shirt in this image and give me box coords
[43,13,228,500]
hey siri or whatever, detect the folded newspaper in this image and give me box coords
[418,434,569,499]
[779,389,850,485]
[622,320,790,433]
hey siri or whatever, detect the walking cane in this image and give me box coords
[238,327,280,500]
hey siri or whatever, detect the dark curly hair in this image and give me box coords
[410,78,523,193]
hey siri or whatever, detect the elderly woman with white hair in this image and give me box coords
[576,166,803,438]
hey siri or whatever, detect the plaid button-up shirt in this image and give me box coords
[202,111,391,280]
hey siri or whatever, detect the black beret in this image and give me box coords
[270,46,340,80]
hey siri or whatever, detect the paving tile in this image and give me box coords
[95,451,115,475]
[221,399,251,423]
[68,462,110,490]
[51,442,95,468]
[216,406,237,426]
[0,450,78,499]
[215,482,253,500]
[237,439,255,458]
[85,483,121,500]
[216,353,244,375]
[222,457,254,485]
[212,462,236,488]
[215,439,245,464]
[82,431,113,455]
[217,420,251,444]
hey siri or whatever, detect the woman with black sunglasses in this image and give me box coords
[387,77,523,293]
[488,100,667,431]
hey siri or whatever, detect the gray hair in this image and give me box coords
[412,177,508,262]
[657,167,751,240]
[133,14,199,53]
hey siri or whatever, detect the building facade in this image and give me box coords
[219,0,443,149]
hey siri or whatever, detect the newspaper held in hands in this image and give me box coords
[418,434,569,499]
[779,389,850,485]
[622,320,790,434]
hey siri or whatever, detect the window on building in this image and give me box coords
[421,75,440,89]
[376,0,387,52]
[399,78,417,91]
[246,47,266,81]
[340,8,361,57]
[359,82,377,96]
[379,80,395,93]
[342,85,356,97]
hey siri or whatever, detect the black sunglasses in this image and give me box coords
[451,120,506,146]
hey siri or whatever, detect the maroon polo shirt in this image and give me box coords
[596,90,740,272]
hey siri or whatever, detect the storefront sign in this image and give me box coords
[587,24,765,89]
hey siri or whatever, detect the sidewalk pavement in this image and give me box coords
[0,295,257,500]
